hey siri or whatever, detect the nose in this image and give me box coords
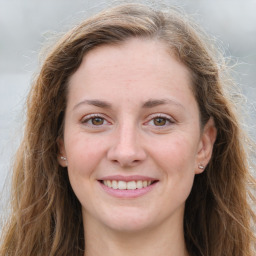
[107,124,147,167]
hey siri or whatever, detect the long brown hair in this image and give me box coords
[1,3,255,256]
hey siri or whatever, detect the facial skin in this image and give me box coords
[59,38,216,255]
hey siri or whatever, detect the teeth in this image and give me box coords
[118,181,127,190]
[112,180,118,189]
[127,181,136,190]
[136,180,143,189]
[102,180,153,190]
[107,180,111,187]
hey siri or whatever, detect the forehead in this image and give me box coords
[71,38,192,82]
[68,38,195,108]
[83,38,188,74]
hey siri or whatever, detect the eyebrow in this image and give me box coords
[73,99,112,110]
[142,98,184,109]
[73,98,184,111]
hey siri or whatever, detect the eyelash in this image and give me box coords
[81,113,175,129]
[145,114,175,128]
[81,114,111,127]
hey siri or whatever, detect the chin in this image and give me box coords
[96,207,155,233]
[106,218,152,233]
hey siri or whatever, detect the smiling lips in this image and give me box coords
[102,180,153,190]
[99,175,158,198]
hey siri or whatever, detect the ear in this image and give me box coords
[57,137,68,167]
[195,117,217,174]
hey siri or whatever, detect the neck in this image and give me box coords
[83,213,189,256]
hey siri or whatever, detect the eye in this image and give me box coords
[145,114,175,128]
[153,117,168,126]
[91,117,104,125]
[81,114,110,127]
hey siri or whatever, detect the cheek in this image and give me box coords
[65,135,107,205]
[149,134,198,193]
[65,134,107,177]
[151,134,198,170]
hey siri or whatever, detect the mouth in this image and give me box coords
[99,179,158,190]
[98,175,159,198]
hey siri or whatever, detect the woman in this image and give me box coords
[1,3,255,256]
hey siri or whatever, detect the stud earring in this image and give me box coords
[60,156,67,161]
[198,163,205,170]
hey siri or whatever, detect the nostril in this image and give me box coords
[107,141,147,167]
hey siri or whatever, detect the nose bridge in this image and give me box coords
[118,120,137,148]
[107,118,146,166]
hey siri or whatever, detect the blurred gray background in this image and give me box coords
[0,0,256,212]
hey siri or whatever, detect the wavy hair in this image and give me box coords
[1,3,255,256]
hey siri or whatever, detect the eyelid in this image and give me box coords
[81,113,112,127]
[80,112,175,128]
[144,113,175,127]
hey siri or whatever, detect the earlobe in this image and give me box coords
[57,137,68,167]
[196,117,217,174]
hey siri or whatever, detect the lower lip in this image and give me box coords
[99,181,158,198]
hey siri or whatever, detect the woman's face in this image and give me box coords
[59,38,216,234]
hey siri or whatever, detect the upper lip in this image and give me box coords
[99,175,158,182]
